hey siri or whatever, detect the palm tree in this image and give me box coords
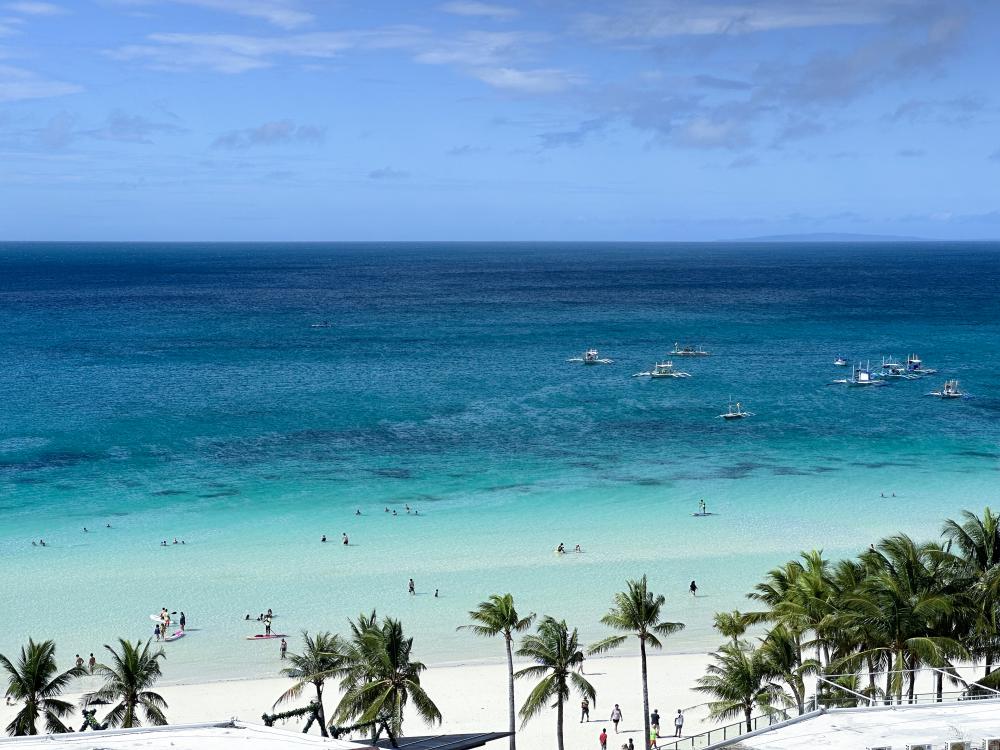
[589,576,684,749]
[695,642,784,732]
[85,639,167,728]
[274,631,346,737]
[760,625,817,714]
[845,536,968,703]
[516,616,595,750]
[714,611,750,645]
[459,594,535,750]
[0,639,85,735]
[943,508,1000,677]
[336,616,441,740]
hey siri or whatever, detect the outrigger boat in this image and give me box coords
[878,356,919,380]
[928,379,964,399]
[633,361,691,378]
[833,356,848,366]
[567,349,613,365]
[718,399,754,420]
[832,362,887,387]
[671,342,710,357]
[906,354,937,375]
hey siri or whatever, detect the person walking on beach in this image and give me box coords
[689,580,698,597]
[408,578,415,595]
[179,612,186,631]
[581,696,590,722]
[279,638,287,659]
[610,704,622,733]
[650,709,660,735]
[88,653,96,673]
[649,727,659,749]
[674,709,684,737]
[598,728,607,750]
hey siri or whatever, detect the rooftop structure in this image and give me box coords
[705,699,1000,750]
[0,721,373,750]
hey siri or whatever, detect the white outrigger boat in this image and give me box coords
[906,353,937,376]
[567,348,613,365]
[671,342,710,357]
[718,399,754,420]
[833,356,848,366]
[832,362,887,387]
[633,361,691,378]
[928,379,964,399]
[878,356,919,380]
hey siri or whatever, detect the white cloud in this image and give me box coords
[573,0,917,40]
[109,27,583,95]
[4,2,65,15]
[439,1,518,20]
[212,119,324,148]
[473,66,584,94]
[0,64,81,102]
[108,0,313,29]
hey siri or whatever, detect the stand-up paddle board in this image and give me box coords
[245,633,287,640]
[691,512,717,517]
[164,630,185,642]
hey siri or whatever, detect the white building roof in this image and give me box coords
[0,721,374,750]
[724,699,1000,750]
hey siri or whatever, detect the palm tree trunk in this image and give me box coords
[556,695,565,750]
[640,638,651,750]
[505,634,516,750]
[885,667,892,706]
[744,705,752,733]
[987,651,994,678]
[315,683,328,737]
[935,671,943,702]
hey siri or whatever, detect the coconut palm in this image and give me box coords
[844,536,968,703]
[336,616,441,740]
[714,611,750,645]
[695,641,785,732]
[85,639,167,728]
[274,631,346,737]
[589,576,684,749]
[943,508,1000,677]
[0,639,85,735]
[760,625,817,714]
[459,594,535,750]
[516,616,595,750]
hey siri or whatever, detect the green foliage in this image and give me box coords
[85,639,168,728]
[0,639,85,736]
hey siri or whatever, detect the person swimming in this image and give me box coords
[356,509,361,515]
[556,542,566,554]
[321,534,327,542]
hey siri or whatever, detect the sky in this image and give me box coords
[1,0,999,241]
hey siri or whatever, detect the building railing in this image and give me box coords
[656,704,808,750]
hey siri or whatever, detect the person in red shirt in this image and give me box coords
[599,728,608,749]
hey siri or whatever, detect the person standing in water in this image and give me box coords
[88,654,96,673]
[689,580,698,596]
[408,578,415,595]
[179,612,186,631]
[279,638,287,659]
[698,499,706,514]
[342,533,349,545]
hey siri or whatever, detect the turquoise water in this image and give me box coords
[1,242,998,683]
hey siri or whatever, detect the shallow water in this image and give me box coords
[1,242,998,682]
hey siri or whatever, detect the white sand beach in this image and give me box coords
[0,652,714,747]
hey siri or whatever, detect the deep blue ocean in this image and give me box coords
[1,242,998,683]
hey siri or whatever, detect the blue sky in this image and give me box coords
[1,0,999,240]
